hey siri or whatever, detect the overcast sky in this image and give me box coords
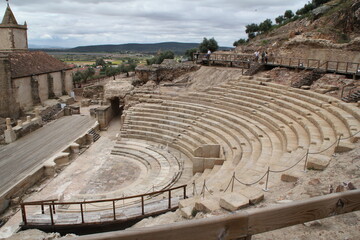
[3,0,309,48]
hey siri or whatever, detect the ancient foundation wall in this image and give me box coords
[96,105,113,130]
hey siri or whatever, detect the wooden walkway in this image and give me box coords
[20,185,187,234]
[194,53,360,76]
[0,116,96,199]
[267,57,360,75]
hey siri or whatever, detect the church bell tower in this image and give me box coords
[0,2,28,52]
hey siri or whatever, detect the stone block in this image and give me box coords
[240,187,264,204]
[301,86,311,90]
[335,142,355,153]
[195,198,221,213]
[4,129,16,143]
[307,155,331,170]
[54,153,70,166]
[281,171,301,182]
[70,143,80,154]
[180,206,194,219]
[194,145,221,158]
[179,197,198,209]
[219,192,249,211]
[81,99,91,107]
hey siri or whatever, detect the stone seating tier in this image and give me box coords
[122,98,297,192]
[117,75,360,215]
[129,104,248,161]
[235,79,359,139]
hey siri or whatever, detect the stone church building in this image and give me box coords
[0,4,73,118]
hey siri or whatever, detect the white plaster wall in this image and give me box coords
[64,70,73,94]
[13,77,32,111]
[0,28,12,50]
[13,29,27,50]
[37,74,49,103]
[51,72,63,97]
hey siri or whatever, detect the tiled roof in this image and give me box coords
[9,51,72,78]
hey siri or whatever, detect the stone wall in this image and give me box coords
[0,54,19,118]
[13,76,32,110]
[0,28,12,50]
[63,70,73,94]
[96,105,113,130]
[279,38,360,63]
[135,60,200,84]
[0,24,28,52]
[11,69,74,113]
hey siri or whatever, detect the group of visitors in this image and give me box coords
[254,50,270,63]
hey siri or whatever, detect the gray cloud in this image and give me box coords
[3,0,309,48]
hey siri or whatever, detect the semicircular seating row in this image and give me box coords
[120,76,360,197]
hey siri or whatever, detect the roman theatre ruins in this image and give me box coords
[1,2,360,240]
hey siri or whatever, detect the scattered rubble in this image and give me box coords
[135,59,200,85]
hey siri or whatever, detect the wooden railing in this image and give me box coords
[193,53,252,68]
[65,189,360,240]
[21,185,187,226]
[193,53,360,75]
[268,57,360,74]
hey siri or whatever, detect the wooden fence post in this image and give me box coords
[113,200,116,220]
[141,196,145,215]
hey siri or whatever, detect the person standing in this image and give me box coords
[254,51,259,62]
[206,49,211,59]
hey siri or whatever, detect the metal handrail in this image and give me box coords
[21,184,187,226]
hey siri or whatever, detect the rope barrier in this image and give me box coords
[223,176,234,193]
[269,154,307,173]
[234,170,268,186]
[308,138,339,155]
[340,130,360,140]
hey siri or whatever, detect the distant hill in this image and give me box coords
[68,42,232,54]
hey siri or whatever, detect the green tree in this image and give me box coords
[258,19,273,33]
[313,0,330,7]
[105,66,120,78]
[284,10,294,19]
[245,23,259,38]
[185,48,198,61]
[83,68,95,82]
[248,32,256,39]
[296,2,315,15]
[95,58,106,67]
[72,68,95,84]
[146,51,175,65]
[72,71,84,83]
[275,15,285,24]
[199,37,219,53]
[233,38,247,47]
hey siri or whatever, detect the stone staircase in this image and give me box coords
[243,62,265,76]
[291,69,324,88]
[342,90,360,103]
[87,128,100,142]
